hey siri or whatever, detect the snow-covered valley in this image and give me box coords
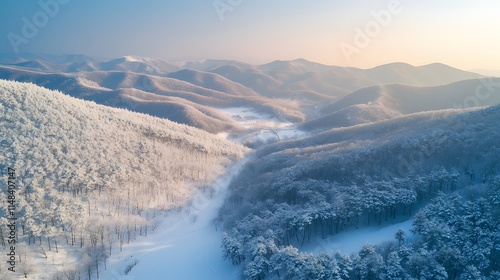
[217,107,310,146]
[98,109,311,279]
[101,107,419,280]
[100,158,249,280]
[102,163,416,280]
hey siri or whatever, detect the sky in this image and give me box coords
[0,0,499,70]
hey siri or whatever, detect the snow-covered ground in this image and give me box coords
[218,107,309,144]
[218,107,292,130]
[301,220,414,256]
[101,159,249,280]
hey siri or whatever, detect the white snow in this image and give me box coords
[218,107,292,130]
[242,127,309,143]
[123,56,141,62]
[275,127,309,140]
[100,159,249,280]
[301,220,414,256]
[218,107,310,144]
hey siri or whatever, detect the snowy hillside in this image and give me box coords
[98,56,179,74]
[363,62,481,86]
[256,60,481,98]
[0,80,247,279]
[220,105,500,279]
[167,69,261,97]
[1,55,178,75]
[302,78,500,131]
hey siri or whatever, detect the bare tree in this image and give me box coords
[40,246,47,258]
[63,268,78,280]
[19,255,36,279]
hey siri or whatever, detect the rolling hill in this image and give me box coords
[301,78,500,131]
[248,59,483,100]
[0,55,486,136]
[1,55,483,105]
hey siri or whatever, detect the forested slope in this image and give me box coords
[219,105,500,279]
[0,80,247,279]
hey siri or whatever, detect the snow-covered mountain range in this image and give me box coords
[0,54,499,279]
[0,54,490,135]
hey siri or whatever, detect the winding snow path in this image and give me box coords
[101,159,249,280]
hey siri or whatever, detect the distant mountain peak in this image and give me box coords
[121,55,141,62]
[370,62,415,70]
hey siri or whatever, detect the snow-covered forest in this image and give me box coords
[219,106,500,279]
[222,181,500,279]
[0,80,246,279]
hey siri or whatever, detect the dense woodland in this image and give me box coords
[219,105,500,279]
[223,181,500,279]
[0,80,246,279]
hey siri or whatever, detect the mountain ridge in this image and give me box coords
[300,78,500,131]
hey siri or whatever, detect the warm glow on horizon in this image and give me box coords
[0,0,499,70]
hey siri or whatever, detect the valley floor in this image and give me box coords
[100,159,248,280]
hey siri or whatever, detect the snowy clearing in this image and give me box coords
[301,220,414,256]
[218,107,292,130]
[218,107,309,145]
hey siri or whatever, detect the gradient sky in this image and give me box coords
[1,0,499,70]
